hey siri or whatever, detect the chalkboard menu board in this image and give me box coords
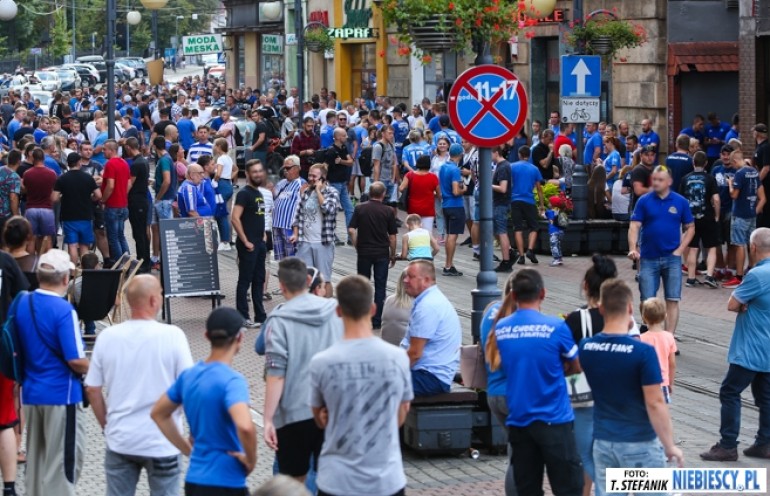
[159,218,221,297]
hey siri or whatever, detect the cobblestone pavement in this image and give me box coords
[17,203,770,495]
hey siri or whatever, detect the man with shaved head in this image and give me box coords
[85,275,193,496]
[101,139,131,265]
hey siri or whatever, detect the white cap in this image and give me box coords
[38,249,76,273]
[123,95,132,103]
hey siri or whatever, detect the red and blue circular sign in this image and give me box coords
[447,65,529,148]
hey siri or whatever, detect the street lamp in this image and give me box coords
[127,10,142,57]
[140,0,169,60]
[0,0,17,21]
[175,15,184,50]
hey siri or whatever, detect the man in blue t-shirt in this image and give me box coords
[665,134,694,192]
[391,107,410,164]
[629,166,695,335]
[439,144,467,276]
[433,115,461,147]
[401,131,431,173]
[712,145,737,274]
[680,114,706,150]
[492,269,583,496]
[152,307,256,495]
[18,250,88,496]
[510,146,545,265]
[724,150,767,289]
[704,112,732,166]
[583,122,602,165]
[581,279,683,496]
[702,227,770,462]
[639,118,661,155]
[319,111,337,149]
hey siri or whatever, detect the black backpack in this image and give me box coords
[358,146,373,177]
[233,125,244,147]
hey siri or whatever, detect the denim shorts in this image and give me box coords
[62,220,94,245]
[473,188,480,222]
[639,255,682,301]
[152,199,174,225]
[730,215,756,246]
[593,438,666,496]
[25,208,55,236]
[493,205,509,235]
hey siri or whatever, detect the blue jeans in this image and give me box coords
[104,207,129,262]
[573,406,594,482]
[411,369,450,397]
[104,449,180,496]
[639,255,682,301]
[356,256,389,328]
[593,438,665,496]
[550,231,563,260]
[330,182,353,229]
[718,363,770,449]
[216,179,233,243]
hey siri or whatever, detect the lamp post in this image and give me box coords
[294,0,304,110]
[141,0,169,60]
[568,0,588,220]
[0,0,18,21]
[127,10,142,57]
[175,15,184,50]
[106,0,116,139]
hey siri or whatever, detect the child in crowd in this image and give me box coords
[640,297,677,403]
[399,213,438,261]
[545,196,566,266]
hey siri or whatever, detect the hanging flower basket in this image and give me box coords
[589,35,612,55]
[380,0,525,58]
[303,23,335,53]
[564,15,647,60]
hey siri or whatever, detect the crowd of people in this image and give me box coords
[0,68,767,496]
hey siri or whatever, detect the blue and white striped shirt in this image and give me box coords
[272,177,306,230]
[187,142,213,163]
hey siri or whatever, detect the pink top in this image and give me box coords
[640,330,677,386]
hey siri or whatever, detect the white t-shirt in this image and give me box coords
[84,320,194,457]
[217,154,234,181]
[259,186,274,231]
[611,179,630,215]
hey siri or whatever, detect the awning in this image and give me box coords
[667,41,739,77]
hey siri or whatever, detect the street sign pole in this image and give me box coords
[448,59,529,343]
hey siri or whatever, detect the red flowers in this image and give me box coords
[422,55,433,64]
[397,45,411,56]
[448,2,455,9]
[455,17,463,26]
[378,50,385,58]
[524,30,535,39]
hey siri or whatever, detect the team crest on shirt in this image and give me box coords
[668,206,678,214]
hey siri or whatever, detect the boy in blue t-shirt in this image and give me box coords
[545,195,566,266]
[152,308,256,495]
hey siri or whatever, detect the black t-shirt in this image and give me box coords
[349,199,398,259]
[0,251,28,323]
[75,110,93,127]
[139,104,151,130]
[234,185,266,243]
[565,307,603,345]
[531,142,555,180]
[128,156,149,202]
[755,140,770,215]
[53,169,98,221]
[252,121,269,152]
[679,170,718,220]
[628,164,652,211]
[492,160,512,206]
[326,144,351,183]
[153,120,174,137]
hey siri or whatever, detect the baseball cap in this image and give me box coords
[754,123,768,134]
[549,196,565,209]
[439,115,450,126]
[38,249,75,273]
[205,307,246,339]
[641,144,657,154]
[123,95,132,103]
[67,152,81,168]
[449,143,464,157]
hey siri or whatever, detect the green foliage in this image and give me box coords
[304,27,335,53]
[565,18,647,59]
[50,9,71,58]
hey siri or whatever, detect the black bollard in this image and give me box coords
[571,163,589,220]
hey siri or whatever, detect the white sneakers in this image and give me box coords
[217,242,232,252]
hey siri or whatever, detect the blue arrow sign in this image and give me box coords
[561,55,601,98]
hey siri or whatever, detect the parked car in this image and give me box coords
[33,71,60,92]
[47,67,80,91]
[115,62,135,81]
[207,65,225,80]
[61,65,96,87]
[117,57,146,78]
[29,90,53,114]
[75,56,107,83]
[204,115,251,173]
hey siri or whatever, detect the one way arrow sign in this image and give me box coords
[561,55,601,98]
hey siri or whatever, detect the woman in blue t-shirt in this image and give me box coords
[599,136,622,187]
[480,273,516,496]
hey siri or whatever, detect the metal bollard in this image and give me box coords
[571,163,589,220]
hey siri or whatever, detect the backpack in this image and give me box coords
[683,174,707,219]
[565,308,593,404]
[0,291,28,383]
[233,124,244,148]
[358,146,374,177]
[556,211,570,229]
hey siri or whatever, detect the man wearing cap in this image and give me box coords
[433,115,461,147]
[52,152,102,264]
[152,307,257,496]
[17,249,89,496]
[623,145,658,215]
[439,144,467,276]
[86,275,193,496]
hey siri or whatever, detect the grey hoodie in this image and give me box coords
[263,293,343,429]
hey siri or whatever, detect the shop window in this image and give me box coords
[424,51,458,102]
